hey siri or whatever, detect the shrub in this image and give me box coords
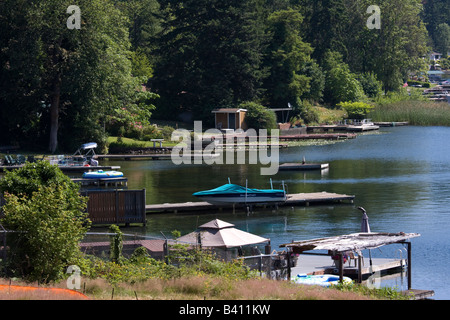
[338,101,375,119]
[240,102,277,131]
[0,162,90,282]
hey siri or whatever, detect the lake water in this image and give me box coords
[104,126,450,300]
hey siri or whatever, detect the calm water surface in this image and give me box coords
[105,126,450,299]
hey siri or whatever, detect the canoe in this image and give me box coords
[292,274,352,287]
[82,170,124,179]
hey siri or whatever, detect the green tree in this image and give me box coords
[0,161,90,282]
[263,8,313,109]
[0,0,146,152]
[358,72,383,98]
[152,0,267,122]
[422,0,450,49]
[435,23,450,57]
[322,51,365,105]
[240,102,277,131]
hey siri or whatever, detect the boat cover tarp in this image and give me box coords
[193,184,284,196]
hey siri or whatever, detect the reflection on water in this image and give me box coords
[102,126,450,299]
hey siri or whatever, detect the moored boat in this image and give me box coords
[292,274,352,287]
[82,170,124,179]
[193,181,287,205]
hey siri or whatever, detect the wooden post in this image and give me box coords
[339,253,344,283]
[406,241,412,290]
[357,255,362,284]
[286,250,291,281]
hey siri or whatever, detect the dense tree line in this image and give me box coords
[0,0,443,152]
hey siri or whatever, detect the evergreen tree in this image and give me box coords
[152,0,267,122]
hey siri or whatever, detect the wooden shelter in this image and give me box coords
[280,232,420,289]
[212,108,248,131]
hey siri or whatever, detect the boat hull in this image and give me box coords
[293,274,352,287]
[82,170,124,179]
[195,193,287,205]
[193,183,287,205]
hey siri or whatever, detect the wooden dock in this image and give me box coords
[95,154,220,161]
[145,192,355,213]
[374,121,409,127]
[0,165,121,173]
[279,133,356,141]
[279,163,329,171]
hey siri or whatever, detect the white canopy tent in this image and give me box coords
[177,219,270,249]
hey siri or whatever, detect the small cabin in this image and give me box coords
[212,108,248,131]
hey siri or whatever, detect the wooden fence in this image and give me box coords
[82,189,146,226]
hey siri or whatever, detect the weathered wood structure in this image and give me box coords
[82,189,146,226]
[280,232,434,299]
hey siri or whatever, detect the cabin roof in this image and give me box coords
[211,108,247,113]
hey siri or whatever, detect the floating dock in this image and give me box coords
[279,133,356,141]
[0,165,121,173]
[95,154,220,161]
[279,163,329,171]
[145,191,355,213]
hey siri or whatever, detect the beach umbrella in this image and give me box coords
[177,219,269,249]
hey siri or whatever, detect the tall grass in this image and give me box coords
[369,101,450,126]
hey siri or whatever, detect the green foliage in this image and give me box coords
[369,101,450,126]
[323,51,365,105]
[0,161,90,282]
[79,245,256,286]
[0,161,80,199]
[152,0,267,121]
[263,8,313,109]
[358,73,383,98]
[332,281,409,300]
[240,102,277,131]
[337,101,374,119]
[434,23,450,58]
[440,58,450,70]
[109,225,124,264]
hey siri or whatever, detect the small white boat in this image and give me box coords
[82,170,124,179]
[292,274,352,287]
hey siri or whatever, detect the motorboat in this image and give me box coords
[193,180,287,205]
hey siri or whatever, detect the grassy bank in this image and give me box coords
[369,101,450,126]
[1,276,410,300]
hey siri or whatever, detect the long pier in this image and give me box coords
[0,165,121,173]
[145,192,355,214]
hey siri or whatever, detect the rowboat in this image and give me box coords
[193,180,287,205]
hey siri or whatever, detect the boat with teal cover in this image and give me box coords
[82,170,124,179]
[292,274,352,287]
[193,182,287,205]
